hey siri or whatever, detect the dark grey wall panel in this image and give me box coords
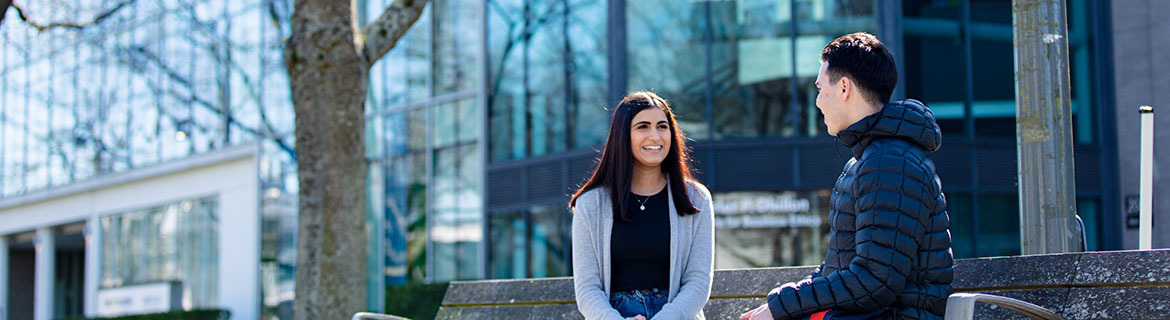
[488,138,1105,211]
[929,143,973,189]
[1074,146,1102,194]
[712,145,795,191]
[798,141,850,189]
[525,161,563,200]
[976,144,1019,193]
[488,167,522,207]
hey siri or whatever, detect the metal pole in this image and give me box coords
[961,0,981,255]
[705,1,715,141]
[1139,106,1154,249]
[1013,0,1081,254]
[0,235,7,320]
[607,0,627,106]
[480,0,493,282]
[788,0,800,133]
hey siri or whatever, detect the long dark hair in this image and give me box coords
[569,91,702,222]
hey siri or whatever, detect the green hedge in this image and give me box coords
[386,282,449,320]
[56,309,230,320]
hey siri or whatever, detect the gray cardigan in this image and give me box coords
[571,180,714,320]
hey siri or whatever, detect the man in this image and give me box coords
[742,33,953,320]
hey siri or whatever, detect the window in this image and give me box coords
[488,0,608,161]
[626,0,708,138]
[101,197,219,309]
[487,204,569,279]
[489,210,526,279]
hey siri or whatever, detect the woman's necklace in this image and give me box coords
[633,176,665,211]
[635,194,650,211]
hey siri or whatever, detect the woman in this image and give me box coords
[570,91,714,320]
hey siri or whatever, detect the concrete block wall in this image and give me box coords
[438,250,1170,319]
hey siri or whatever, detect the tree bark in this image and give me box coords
[287,0,369,318]
[287,0,426,318]
[360,0,428,66]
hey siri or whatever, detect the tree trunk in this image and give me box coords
[286,0,425,317]
[287,0,369,319]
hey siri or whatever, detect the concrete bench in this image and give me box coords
[437,249,1170,319]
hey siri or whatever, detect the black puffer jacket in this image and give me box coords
[767,99,953,319]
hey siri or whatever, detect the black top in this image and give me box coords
[610,187,671,292]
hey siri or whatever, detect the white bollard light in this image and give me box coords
[1139,105,1154,250]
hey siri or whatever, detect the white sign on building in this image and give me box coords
[713,192,817,229]
[96,282,181,317]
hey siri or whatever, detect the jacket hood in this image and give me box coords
[837,99,942,158]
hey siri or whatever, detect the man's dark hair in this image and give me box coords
[820,32,897,105]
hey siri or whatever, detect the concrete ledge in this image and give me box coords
[972,286,1170,319]
[440,278,578,306]
[953,249,1170,289]
[438,249,1170,319]
[436,304,582,319]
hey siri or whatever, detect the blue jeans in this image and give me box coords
[610,288,668,318]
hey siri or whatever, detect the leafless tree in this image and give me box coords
[284,0,427,318]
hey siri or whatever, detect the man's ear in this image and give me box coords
[838,76,851,100]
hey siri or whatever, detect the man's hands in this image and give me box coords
[625,315,646,320]
[740,282,797,320]
[740,303,772,320]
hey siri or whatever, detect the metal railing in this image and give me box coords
[945,293,1064,320]
[352,312,411,320]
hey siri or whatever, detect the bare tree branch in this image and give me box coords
[360,0,429,67]
[121,45,299,159]
[265,0,291,37]
[8,0,137,32]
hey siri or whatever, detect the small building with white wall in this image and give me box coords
[0,144,262,320]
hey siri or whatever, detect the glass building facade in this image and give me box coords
[361,0,487,285]
[0,0,299,318]
[2,0,1120,313]
[365,0,1119,284]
